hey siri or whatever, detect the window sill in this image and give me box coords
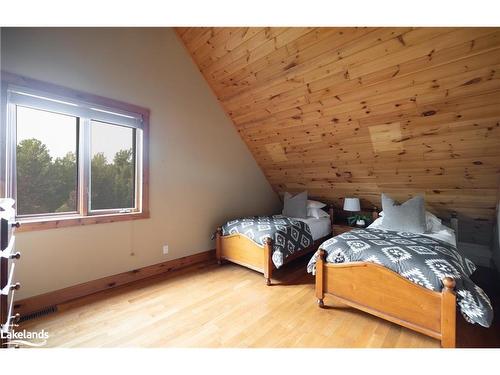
[16,211,150,232]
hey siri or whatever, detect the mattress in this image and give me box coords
[294,217,332,241]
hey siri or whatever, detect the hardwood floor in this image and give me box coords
[19,257,498,348]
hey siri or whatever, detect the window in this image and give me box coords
[16,106,78,216]
[90,120,136,212]
[1,72,149,230]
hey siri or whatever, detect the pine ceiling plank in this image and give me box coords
[202,28,288,78]
[223,27,435,105]
[250,116,500,153]
[354,28,495,76]
[364,31,500,84]
[242,104,500,148]
[176,27,191,37]
[226,34,500,126]
[221,28,377,103]
[215,28,317,91]
[189,27,240,61]
[194,28,263,70]
[226,34,500,122]
[231,52,500,129]
[186,28,216,55]
[180,28,214,50]
[218,28,377,100]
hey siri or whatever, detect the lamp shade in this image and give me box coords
[343,197,360,212]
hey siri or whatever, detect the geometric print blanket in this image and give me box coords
[306,228,493,327]
[221,215,314,269]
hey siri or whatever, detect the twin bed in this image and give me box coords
[215,197,493,348]
[215,208,333,285]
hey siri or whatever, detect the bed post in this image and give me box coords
[316,249,326,307]
[372,206,379,221]
[441,277,457,348]
[450,212,459,236]
[328,204,334,227]
[215,227,222,265]
[263,237,273,286]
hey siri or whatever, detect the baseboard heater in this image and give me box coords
[18,305,58,323]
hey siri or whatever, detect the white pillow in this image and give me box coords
[425,211,442,232]
[431,224,457,247]
[369,217,384,228]
[307,199,326,209]
[307,207,330,219]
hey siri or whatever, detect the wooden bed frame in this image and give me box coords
[315,210,458,348]
[215,207,334,285]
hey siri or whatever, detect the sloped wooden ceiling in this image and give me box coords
[177,27,500,242]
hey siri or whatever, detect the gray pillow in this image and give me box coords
[381,193,426,233]
[282,191,308,218]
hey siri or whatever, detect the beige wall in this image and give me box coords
[1,27,280,299]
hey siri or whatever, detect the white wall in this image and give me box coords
[0,27,281,299]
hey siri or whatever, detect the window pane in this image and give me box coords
[16,106,78,215]
[90,121,135,210]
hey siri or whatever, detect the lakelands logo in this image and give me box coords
[1,328,49,347]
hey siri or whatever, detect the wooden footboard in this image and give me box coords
[315,249,456,348]
[216,227,274,285]
[216,227,328,286]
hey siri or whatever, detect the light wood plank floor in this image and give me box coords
[20,258,443,348]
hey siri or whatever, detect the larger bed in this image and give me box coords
[309,209,493,348]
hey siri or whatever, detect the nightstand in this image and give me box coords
[332,224,356,235]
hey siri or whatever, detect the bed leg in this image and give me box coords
[316,249,326,308]
[263,237,273,286]
[441,277,457,348]
[215,227,223,265]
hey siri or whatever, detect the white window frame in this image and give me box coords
[1,71,150,231]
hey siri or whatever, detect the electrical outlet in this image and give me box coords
[162,245,169,255]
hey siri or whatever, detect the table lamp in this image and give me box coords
[343,197,365,227]
[343,197,360,212]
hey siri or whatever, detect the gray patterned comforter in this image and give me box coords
[222,215,314,268]
[307,228,493,327]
